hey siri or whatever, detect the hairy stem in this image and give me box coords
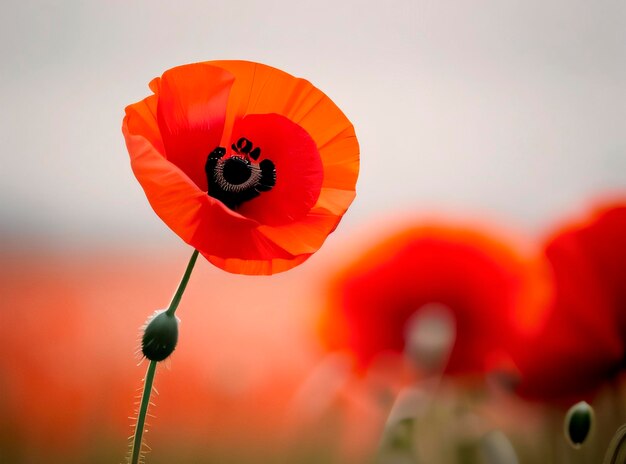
[129,249,200,464]
[130,360,157,464]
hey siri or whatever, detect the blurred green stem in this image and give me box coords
[129,249,199,464]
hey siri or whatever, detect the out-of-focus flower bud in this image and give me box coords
[141,310,179,361]
[564,401,594,448]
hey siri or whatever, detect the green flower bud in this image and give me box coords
[142,310,179,361]
[564,401,594,448]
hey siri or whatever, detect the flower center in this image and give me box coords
[222,157,252,185]
[205,137,276,210]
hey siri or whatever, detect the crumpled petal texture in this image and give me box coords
[123,61,359,275]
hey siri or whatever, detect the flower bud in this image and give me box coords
[142,310,179,361]
[564,401,594,448]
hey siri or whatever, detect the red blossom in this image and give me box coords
[123,61,359,275]
[515,203,626,401]
[319,223,547,376]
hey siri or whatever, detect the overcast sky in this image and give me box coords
[1,0,624,248]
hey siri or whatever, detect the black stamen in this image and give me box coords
[205,142,276,210]
[257,159,276,192]
[231,137,253,155]
[209,147,226,160]
[249,147,261,161]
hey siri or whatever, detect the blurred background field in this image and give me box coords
[2,229,626,464]
[1,1,625,463]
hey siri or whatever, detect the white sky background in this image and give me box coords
[0,0,624,249]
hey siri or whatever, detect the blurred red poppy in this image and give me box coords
[515,203,626,401]
[122,61,359,275]
[318,223,547,376]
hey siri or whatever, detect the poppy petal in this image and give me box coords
[204,252,311,275]
[207,60,359,256]
[210,61,359,192]
[123,117,295,262]
[124,94,163,155]
[515,203,626,400]
[258,207,342,255]
[156,63,235,191]
[232,113,323,226]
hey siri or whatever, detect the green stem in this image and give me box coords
[166,249,199,317]
[129,249,199,464]
[130,360,157,464]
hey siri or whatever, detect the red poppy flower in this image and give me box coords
[318,223,548,376]
[122,61,359,275]
[514,203,626,401]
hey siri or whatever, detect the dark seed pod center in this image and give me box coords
[223,157,252,185]
[205,138,276,210]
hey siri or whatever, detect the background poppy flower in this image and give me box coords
[318,222,548,376]
[514,203,626,401]
[122,60,359,275]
